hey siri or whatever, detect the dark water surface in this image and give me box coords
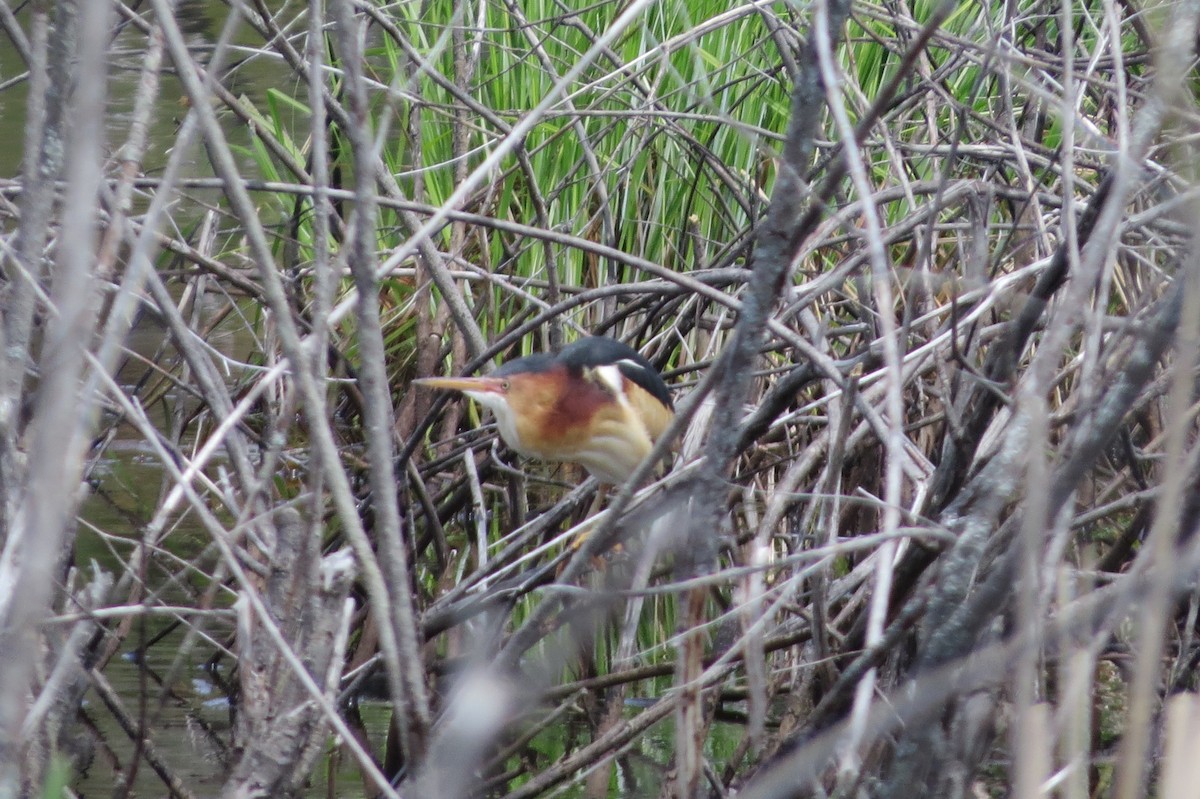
[0,1,303,178]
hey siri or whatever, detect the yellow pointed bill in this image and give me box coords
[412,376,505,394]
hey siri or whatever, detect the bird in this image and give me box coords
[414,336,674,485]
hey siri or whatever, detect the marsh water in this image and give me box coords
[0,1,298,178]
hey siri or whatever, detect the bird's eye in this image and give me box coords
[500,380,511,391]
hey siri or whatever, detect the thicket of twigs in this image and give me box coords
[1,0,1199,797]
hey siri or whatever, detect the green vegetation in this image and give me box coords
[1,0,1198,797]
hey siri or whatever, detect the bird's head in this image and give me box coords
[413,352,558,457]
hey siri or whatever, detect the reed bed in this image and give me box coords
[1,0,1199,797]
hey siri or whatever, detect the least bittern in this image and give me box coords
[415,336,674,484]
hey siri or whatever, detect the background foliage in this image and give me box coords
[1,0,1199,797]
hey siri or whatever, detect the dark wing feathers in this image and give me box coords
[490,337,673,410]
[557,337,673,410]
